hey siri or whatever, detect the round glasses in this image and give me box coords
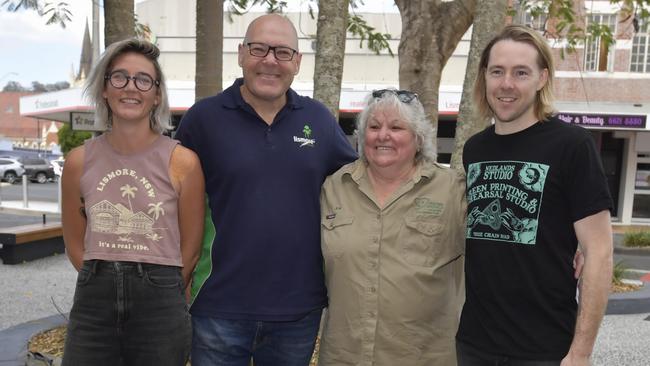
[246,42,297,61]
[105,71,159,92]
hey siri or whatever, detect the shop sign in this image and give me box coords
[33,98,59,110]
[71,112,105,131]
[556,113,647,129]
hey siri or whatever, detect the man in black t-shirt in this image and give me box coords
[456,25,613,366]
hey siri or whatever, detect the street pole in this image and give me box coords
[92,0,100,62]
[37,118,41,156]
[22,175,28,208]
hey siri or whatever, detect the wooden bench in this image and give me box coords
[0,223,64,264]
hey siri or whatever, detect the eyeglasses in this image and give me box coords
[105,71,159,92]
[246,42,298,61]
[372,89,419,103]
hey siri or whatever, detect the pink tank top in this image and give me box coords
[80,134,182,266]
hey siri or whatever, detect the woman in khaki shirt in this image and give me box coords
[319,89,466,366]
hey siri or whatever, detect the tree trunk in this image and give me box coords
[450,0,508,170]
[313,0,350,119]
[195,0,224,101]
[394,0,475,140]
[104,0,135,46]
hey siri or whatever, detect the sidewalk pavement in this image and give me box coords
[0,255,75,366]
[1,250,650,365]
[0,200,60,216]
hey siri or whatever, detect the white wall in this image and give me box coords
[135,0,471,90]
[637,132,650,153]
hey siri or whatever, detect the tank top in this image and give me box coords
[80,134,182,266]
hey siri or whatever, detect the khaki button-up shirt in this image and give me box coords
[319,160,466,366]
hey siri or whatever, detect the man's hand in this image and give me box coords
[561,352,591,366]
[573,248,584,279]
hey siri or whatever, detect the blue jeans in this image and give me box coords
[456,341,561,366]
[62,260,191,366]
[191,309,322,366]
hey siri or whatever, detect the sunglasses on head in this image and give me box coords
[372,89,419,103]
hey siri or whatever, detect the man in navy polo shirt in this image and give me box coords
[175,13,357,366]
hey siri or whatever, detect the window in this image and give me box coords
[521,11,547,32]
[636,163,650,190]
[631,19,650,73]
[584,14,617,72]
[634,156,650,220]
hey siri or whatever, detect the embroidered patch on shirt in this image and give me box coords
[414,197,444,216]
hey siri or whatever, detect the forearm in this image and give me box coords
[180,244,200,290]
[171,146,205,292]
[567,245,612,358]
[65,243,85,271]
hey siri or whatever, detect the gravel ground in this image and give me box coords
[0,254,76,331]
[592,313,650,365]
[1,254,649,364]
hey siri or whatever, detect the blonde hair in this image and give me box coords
[84,38,171,133]
[474,24,555,122]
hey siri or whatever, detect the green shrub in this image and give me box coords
[623,231,650,248]
[612,261,627,285]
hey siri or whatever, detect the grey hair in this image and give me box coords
[356,90,437,163]
[84,38,171,133]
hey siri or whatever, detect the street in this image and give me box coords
[0,181,60,228]
[0,180,59,202]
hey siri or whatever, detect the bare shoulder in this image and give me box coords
[170,144,201,177]
[63,145,85,173]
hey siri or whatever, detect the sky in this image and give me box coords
[0,0,398,90]
[0,0,94,89]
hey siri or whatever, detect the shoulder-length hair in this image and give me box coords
[474,24,555,122]
[84,38,171,133]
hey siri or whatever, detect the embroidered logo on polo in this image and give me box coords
[293,124,316,147]
[88,168,168,252]
[465,161,548,245]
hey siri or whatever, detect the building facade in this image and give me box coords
[0,92,61,153]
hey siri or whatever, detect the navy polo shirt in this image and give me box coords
[175,78,357,320]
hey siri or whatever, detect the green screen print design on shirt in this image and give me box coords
[466,161,549,245]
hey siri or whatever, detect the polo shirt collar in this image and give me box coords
[223,78,303,111]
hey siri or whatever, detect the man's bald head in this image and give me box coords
[244,13,299,51]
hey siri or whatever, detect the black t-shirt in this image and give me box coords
[456,116,612,360]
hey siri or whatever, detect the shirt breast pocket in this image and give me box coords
[400,216,444,267]
[321,215,354,259]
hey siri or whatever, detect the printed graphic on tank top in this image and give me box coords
[89,176,166,251]
[81,135,181,266]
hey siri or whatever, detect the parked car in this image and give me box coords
[0,158,25,184]
[19,157,55,183]
[51,158,64,180]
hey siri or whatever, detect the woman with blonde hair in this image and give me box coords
[61,38,204,365]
